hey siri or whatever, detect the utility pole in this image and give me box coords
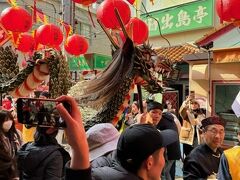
[62,0,74,26]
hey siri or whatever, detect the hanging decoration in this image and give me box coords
[64,34,89,56]
[59,20,73,39]
[17,33,35,53]
[35,8,48,24]
[216,0,240,23]
[0,6,32,32]
[96,0,131,29]
[35,24,63,47]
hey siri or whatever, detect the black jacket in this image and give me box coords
[156,112,181,160]
[183,144,223,179]
[17,142,70,180]
[65,150,141,180]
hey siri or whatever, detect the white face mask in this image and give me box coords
[2,120,13,132]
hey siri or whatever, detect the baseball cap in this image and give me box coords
[201,116,225,129]
[86,123,120,161]
[117,124,178,171]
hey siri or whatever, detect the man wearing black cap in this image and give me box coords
[55,95,178,180]
[145,100,181,180]
[183,116,225,179]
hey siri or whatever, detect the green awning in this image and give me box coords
[68,53,111,71]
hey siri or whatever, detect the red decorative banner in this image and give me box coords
[59,20,73,39]
[0,23,11,46]
[30,6,48,24]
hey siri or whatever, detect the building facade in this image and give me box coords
[140,0,220,111]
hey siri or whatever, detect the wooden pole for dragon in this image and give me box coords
[114,8,144,113]
[137,85,144,113]
[97,19,119,50]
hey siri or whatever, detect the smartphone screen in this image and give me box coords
[16,98,66,128]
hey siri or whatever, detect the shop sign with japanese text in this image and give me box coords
[141,0,213,36]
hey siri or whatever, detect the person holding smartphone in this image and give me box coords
[179,92,206,157]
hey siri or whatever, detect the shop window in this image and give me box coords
[75,21,92,44]
[213,82,240,146]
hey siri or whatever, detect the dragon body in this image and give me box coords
[0,47,71,99]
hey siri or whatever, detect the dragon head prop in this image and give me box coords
[68,10,177,130]
[68,36,175,130]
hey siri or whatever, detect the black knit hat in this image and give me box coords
[147,100,163,112]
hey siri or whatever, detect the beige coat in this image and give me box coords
[179,101,205,146]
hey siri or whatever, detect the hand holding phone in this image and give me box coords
[16,98,71,128]
[55,95,90,169]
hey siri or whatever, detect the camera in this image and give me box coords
[16,98,71,128]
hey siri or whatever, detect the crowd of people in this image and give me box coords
[0,92,239,180]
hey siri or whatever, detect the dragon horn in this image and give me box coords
[97,19,119,49]
[114,8,129,39]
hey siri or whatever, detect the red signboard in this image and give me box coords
[0,23,10,46]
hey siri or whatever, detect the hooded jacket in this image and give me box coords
[17,142,70,180]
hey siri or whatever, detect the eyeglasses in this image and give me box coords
[207,129,225,136]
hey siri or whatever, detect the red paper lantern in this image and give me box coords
[216,0,240,22]
[17,33,35,53]
[120,17,149,45]
[96,0,131,29]
[0,7,32,32]
[35,24,63,47]
[64,34,89,56]
[72,0,97,6]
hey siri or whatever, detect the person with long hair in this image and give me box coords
[0,110,22,179]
